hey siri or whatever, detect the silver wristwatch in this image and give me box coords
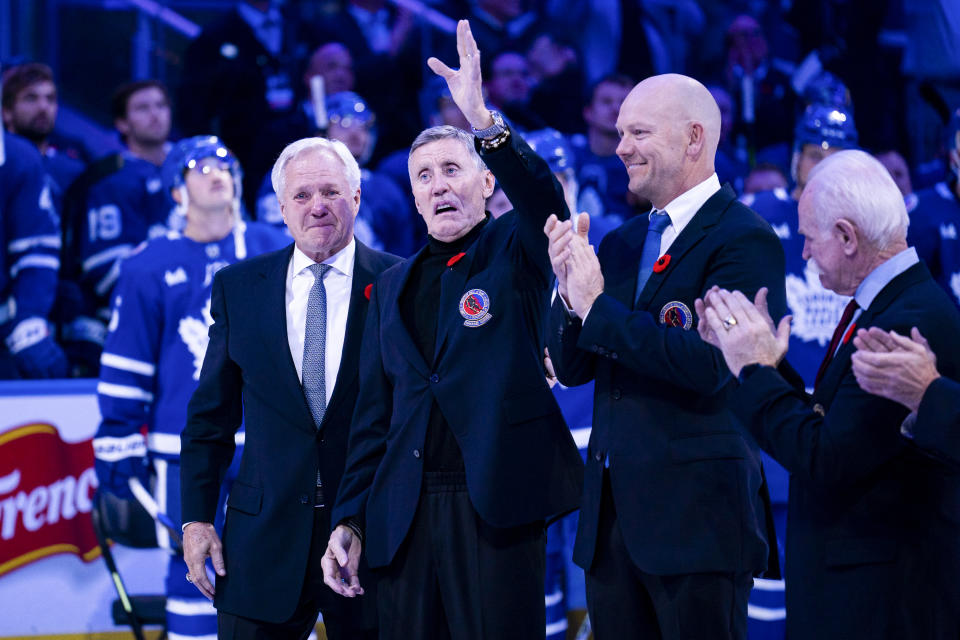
[472,110,507,139]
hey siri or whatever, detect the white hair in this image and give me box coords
[408,125,486,173]
[803,149,909,250]
[270,137,361,201]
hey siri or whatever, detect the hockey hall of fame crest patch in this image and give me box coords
[659,300,693,330]
[459,289,493,327]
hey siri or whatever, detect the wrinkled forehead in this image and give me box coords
[285,149,348,186]
[408,138,476,173]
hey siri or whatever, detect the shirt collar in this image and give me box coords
[656,173,721,232]
[292,238,356,279]
[854,247,919,311]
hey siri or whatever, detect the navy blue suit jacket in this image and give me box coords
[914,376,960,468]
[180,241,400,623]
[734,262,960,639]
[548,185,786,576]
[331,129,584,569]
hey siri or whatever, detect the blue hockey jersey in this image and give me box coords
[909,182,960,307]
[741,188,851,389]
[79,152,176,315]
[0,133,61,339]
[95,222,288,463]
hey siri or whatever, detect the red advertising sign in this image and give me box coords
[0,423,100,576]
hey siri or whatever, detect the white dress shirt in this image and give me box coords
[286,240,355,405]
[655,172,721,255]
[561,173,721,320]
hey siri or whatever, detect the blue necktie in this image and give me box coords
[302,263,331,507]
[634,210,671,304]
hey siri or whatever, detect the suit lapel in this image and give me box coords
[635,185,734,310]
[814,262,928,402]
[257,245,317,433]
[388,247,432,377]
[325,242,375,418]
[434,248,475,362]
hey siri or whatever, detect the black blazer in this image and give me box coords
[548,185,786,577]
[331,129,584,569]
[180,241,400,623]
[734,262,960,639]
[914,376,960,468]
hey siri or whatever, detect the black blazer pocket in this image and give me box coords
[503,387,560,425]
[669,433,749,463]
[825,538,897,568]
[227,481,263,515]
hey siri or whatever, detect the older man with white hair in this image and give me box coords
[697,149,960,639]
[179,136,400,639]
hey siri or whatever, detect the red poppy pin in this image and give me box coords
[652,254,671,273]
[364,284,373,300]
[447,252,466,267]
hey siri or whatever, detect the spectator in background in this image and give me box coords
[179,0,315,212]
[258,92,417,257]
[525,31,586,134]
[313,0,425,163]
[1,62,86,213]
[467,0,539,57]
[483,50,547,132]
[744,163,788,195]
[94,136,288,640]
[906,107,960,308]
[722,14,796,163]
[900,0,960,173]
[0,130,67,379]
[61,80,175,377]
[305,42,356,97]
[874,149,918,213]
[570,75,634,224]
[708,84,750,193]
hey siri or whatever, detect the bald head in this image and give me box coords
[615,74,721,208]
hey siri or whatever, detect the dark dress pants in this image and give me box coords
[586,471,753,640]
[375,471,546,640]
[217,508,377,640]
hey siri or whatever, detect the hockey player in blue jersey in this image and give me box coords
[93,136,288,640]
[0,130,67,379]
[62,81,176,373]
[908,107,960,307]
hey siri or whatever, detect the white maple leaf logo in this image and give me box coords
[178,297,214,380]
[785,264,851,346]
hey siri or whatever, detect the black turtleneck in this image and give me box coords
[400,216,489,471]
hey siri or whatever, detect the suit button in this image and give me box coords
[299,494,309,504]
[611,388,621,400]
[611,352,618,360]
[413,449,421,458]
[430,374,439,383]
[594,452,602,462]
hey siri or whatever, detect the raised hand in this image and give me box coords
[426,20,491,130]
